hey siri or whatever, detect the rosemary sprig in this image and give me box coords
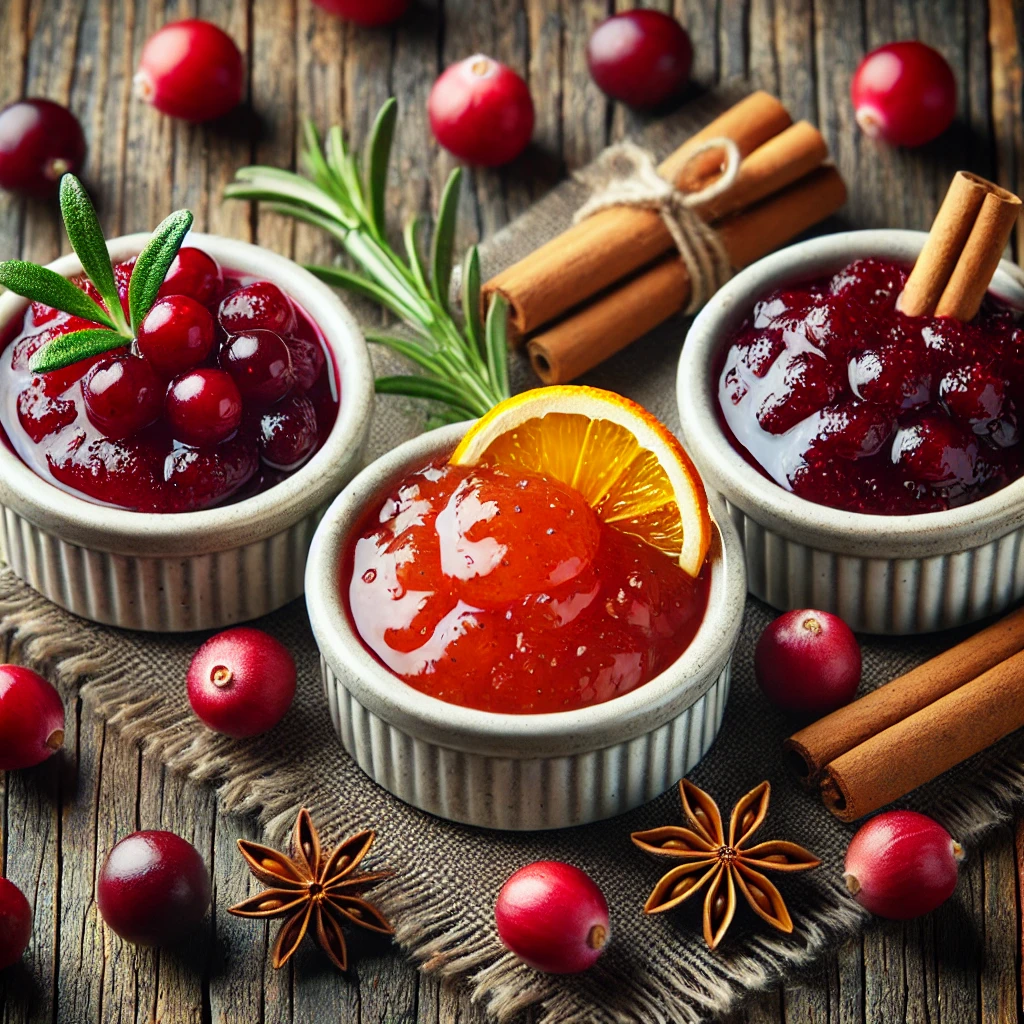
[224,99,510,424]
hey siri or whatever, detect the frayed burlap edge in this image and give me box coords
[5,581,1024,1024]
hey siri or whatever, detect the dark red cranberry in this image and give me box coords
[938,363,1006,431]
[134,20,244,123]
[165,368,243,447]
[258,394,318,469]
[0,878,32,970]
[756,352,842,434]
[587,11,692,109]
[848,347,932,409]
[312,0,408,24]
[829,257,908,306]
[114,258,136,318]
[96,831,211,946]
[82,356,164,439]
[754,609,861,714]
[218,281,296,335]
[137,295,216,378]
[851,42,957,148]
[220,329,294,405]
[284,334,326,391]
[428,55,534,166]
[158,247,223,305]
[814,400,895,460]
[737,330,784,378]
[0,99,86,197]
[892,414,978,486]
[161,435,259,510]
[187,627,297,737]
[0,665,65,771]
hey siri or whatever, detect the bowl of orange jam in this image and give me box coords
[305,388,746,830]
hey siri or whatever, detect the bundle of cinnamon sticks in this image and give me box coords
[482,91,847,384]
[785,607,1024,821]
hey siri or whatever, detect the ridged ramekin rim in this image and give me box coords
[0,232,374,556]
[677,229,1024,560]
[305,420,747,759]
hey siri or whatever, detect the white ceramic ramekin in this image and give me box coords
[677,229,1024,635]
[305,421,747,831]
[0,232,373,632]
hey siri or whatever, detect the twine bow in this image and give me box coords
[573,137,742,312]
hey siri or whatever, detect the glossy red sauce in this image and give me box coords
[345,460,711,714]
[717,257,1024,515]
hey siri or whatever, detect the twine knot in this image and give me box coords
[573,137,741,313]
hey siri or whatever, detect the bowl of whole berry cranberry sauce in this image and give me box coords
[677,229,1024,635]
[305,421,746,831]
[0,233,373,631]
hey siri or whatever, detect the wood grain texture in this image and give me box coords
[1,2,1023,1023]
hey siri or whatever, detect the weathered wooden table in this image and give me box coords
[1,1,1022,1021]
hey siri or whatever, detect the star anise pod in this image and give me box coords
[632,780,820,949]
[228,808,393,970]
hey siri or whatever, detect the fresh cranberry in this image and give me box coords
[134,20,244,122]
[0,665,65,771]
[586,11,692,108]
[756,351,842,434]
[165,368,243,447]
[495,862,610,974]
[96,831,211,946]
[220,330,294,406]
[187,627,296,738]
[754,610,861,714]
[258,394,319,469]
[844,811,962,919]
[163,436,259,510]
[428,55,534,167]
[891,414,978,485]
[82,356,164,440]
[0,878,32,970]
[0,99,86,197]
[218,281,296,335]
[136,295,216,378]
[848,347,932,409]
[311,0,407,25]
[938,364,1006,432]
[158,247,223,305]
[851,42,957,147]
[284,334,326,391]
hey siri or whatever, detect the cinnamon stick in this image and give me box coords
[527,166,847,384]
[484,92,795,336]
[899,171,1022,319]
[819,648,1024,822]
[784,604,1024,787]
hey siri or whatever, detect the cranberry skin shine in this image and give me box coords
[0,878,32,970]
[97,831,212,946]
[0,665,65,771]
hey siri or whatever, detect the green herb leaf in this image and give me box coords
[403,216,430,295]
[461,247,484,360]
[59,175,129,336]
[307,263,426,325]
[29,328,128,374]
[128,209,194,332]
[485,293,511,400]
[0,260,116,329]
[366,332,443,374]
[364,98,397,241]
[431,168,462,312]
[375,375,479,417]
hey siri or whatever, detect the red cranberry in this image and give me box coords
[284,334,326,391]
[218,281,296,335]
[220,330,294,405]
[938,363,1006,432]
[158,247,223,305]
[134,20,244,123]
[82,355,164,440]
[829,257,908,306]
[428,55,534,167]
[848,347,932,409]
[97,831,211,945]
[844,811,962,919]
[756,351,842,434]
[0,99,86,197]
[891,414,978,485]
[0,878,32,970]
[851,42,957,147]
[165,368,243,447]
[737,330,784,378]
[311,0,407,25]
[187,627,296,738]
[754,610,861,714]
[0,665,65,771]
[258,394,319,469]
[814,400,895,460]
[136,295,216,378]
[587,11,692,109]
[495,862,610,974]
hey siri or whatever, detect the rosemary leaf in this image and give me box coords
[403,217,431,295]
[461,247,484,361]
[0,260,116,329]
[365,332,444,374]
[128,208,193,332]
[364,99,398,242]
[30,327,128,373]
[375,374,481,417]
[485,294,511,399]
[430,168,462,313]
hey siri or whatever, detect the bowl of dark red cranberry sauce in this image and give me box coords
[677,230,1024,634]
[0,233,372,631]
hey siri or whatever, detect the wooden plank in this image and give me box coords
[988,0,1024,262]
[980,830,1017,1023]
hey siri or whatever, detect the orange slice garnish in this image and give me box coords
[449,385,713,577]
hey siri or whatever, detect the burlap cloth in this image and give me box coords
[4,85,1024,1024]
